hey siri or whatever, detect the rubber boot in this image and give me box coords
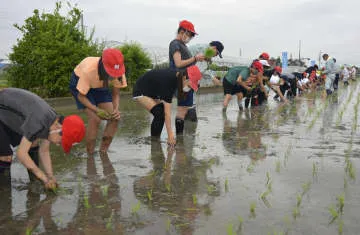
[175,118,185,135]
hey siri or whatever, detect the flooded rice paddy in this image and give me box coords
[1,82,360,235]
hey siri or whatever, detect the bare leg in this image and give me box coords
[98,102,119,153]
[84,108,101,155]
[223,94,232,111]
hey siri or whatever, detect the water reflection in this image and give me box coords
[222,109,267,161]
[133,137,219,234]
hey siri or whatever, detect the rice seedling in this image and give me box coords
[266,172,271,185]
[165,183,171,192]
[301,181,311,196]
[131,201,141,214]
[207,184,217,194]
[246,163,255,173]
[101,185,109,198]
[106,210,114,230]
[292,207,300,219]
[204,47,216,59]
[296,194,302,208]
[83,194,91,209]
[312,162,318,178]
[166,218,171,232]
[275,160,281,173]
[250,202,256,217]
[337,194,345,214]
[226,222,234,235]
[328,205,338,224]
[147,189,153,202]
[267,181,273,193]
[25,227,33,235]
[338,219,344,235]
[192,194,197,206]
[238,216,243,231]
[344,176,348,189]
[224,178,229,192]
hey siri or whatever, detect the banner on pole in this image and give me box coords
[282,52,288,69]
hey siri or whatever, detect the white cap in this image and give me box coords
[259,59,270,67]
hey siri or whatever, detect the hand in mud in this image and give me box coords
[44,177,58,191]
[111,109,121,120]
[96,108,112,120]
[167,133,176,148]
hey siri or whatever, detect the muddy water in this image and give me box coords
[1,82,360,235]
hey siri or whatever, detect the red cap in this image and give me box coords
[274,66,282,74]
[179,20,197,35]
[251,61,264,73]
[61,115,86,153]
[187,65,202,91]
[102,48,126,78]
[260,52,270,60]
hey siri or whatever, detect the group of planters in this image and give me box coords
[0,18,356,194]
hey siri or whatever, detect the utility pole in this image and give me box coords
[318,50,322,66]
[298,40,301,61]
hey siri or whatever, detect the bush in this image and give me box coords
[117,42,152,90]
[7,2,102,97]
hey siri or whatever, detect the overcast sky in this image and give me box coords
[1,0,359,65]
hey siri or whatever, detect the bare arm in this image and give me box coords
[16,137,48,184]
[38,140,54,178]
[77,93,98,112]
[173,51,204,68]
[112,87,120,111]
[163,102,175,146]
[236,75,252,91]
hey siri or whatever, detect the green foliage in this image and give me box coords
[7,2,102,97]
[208,63,230,71]
[204,47,216,59]
[117,41,152,90]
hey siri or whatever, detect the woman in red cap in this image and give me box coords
[0,88,85,189]
[169,20,206,134]
[69,48,127,155]
[133,65,202,146]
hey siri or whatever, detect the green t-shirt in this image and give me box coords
[224,66,250,85]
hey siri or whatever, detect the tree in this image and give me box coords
[7,2,102,97]
[117,42,152,90]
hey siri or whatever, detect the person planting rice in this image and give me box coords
[133,65,202,146]
[213,61,263,112]
[168,20,206,134]
[69,48,127,155]
[264,66,288,102]
[0,88,85,189]
[244,53,271,108]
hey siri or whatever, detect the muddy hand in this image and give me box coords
[45,177,58,191]
[111,110,121,120]
[167,134,176,148]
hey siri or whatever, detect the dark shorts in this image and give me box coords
[0,121,22,156]
[177,89,194,107]
[69,72,113,110]
[223,78,247,96]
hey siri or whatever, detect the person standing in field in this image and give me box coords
[168,20,206,134]
[69,48,127,155]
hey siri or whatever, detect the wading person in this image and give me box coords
[322,53,337,97]
[133,66,202,146]
[0,88,85,189]
[169,20,205,134]
[219,61,263,112]
[69,48,127,155]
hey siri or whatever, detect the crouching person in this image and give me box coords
[133,66,202,146]
[69,48,127,155]
[0,88,85,189]
[221,61,264,111]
